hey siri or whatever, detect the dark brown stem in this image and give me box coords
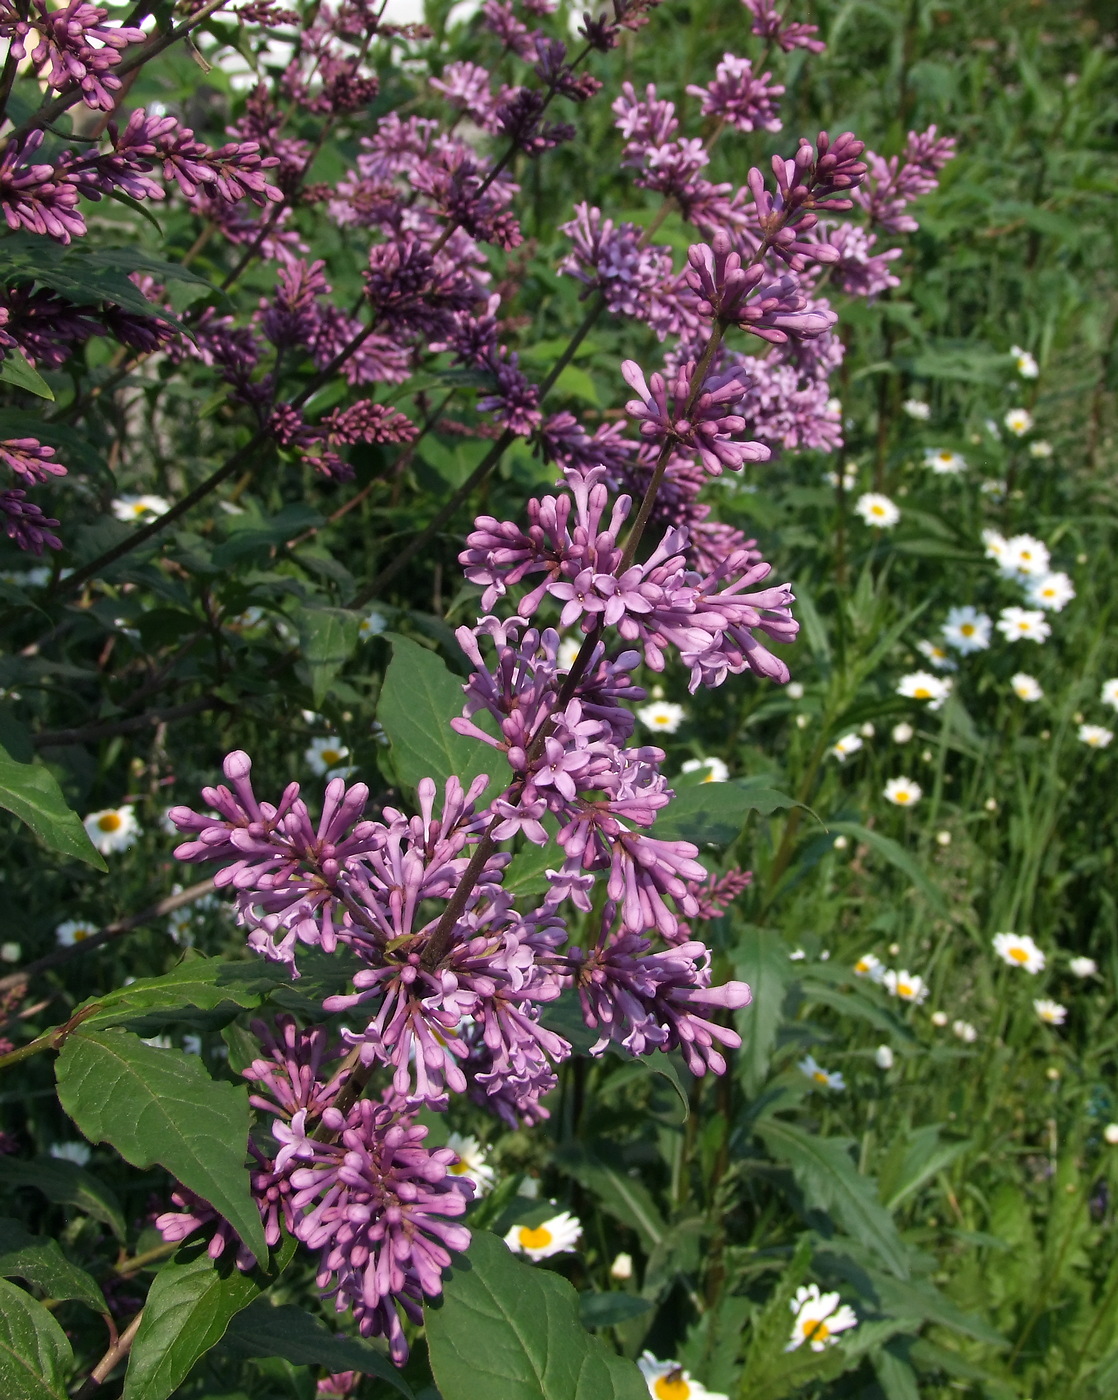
[32,697,219,749]
[0,879,215,996]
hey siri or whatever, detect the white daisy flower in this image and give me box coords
[357,610,388,640]
[1029,439,1053,459]
[503,1210,582,1261]
[610,1252,634,1281]
[785,682,804,700]
[891,722,914,744]
[993,931,1045,973]
[786,1284,858,1352]
[980,479,1007,502]
[446,1133,496,1197]
[1027,572,1075,612]
[111,494,171,522]
[637,702,686,734]
[853,953,884,981]
[999,534,1051,579]
[1078,723,1113,749]
[996,607,1051,644]
[896,672,952,709]
[1010,346,1039,379]
[829,733,863,763]
[935,831,952,847]
[916,639,957,672]
[930,1010,949,1025]
[1105,1124,1118,1145]
[637,1353,728,1400]
[859,722,876,738]
[902,398,931,420]
[923,448,967,475]
[0,942,20,963]
[952,1019,978,1043]
[50,1141,91,1166]
[1010,672,1044,702]
[982,529,1008,565]
[166,908,195,947]
[854,492,900,528]
[305,737,352,776]
[1004,408,1033,436]
[883,969,929,1004]
[798,1054,845,1091]
[1100,679,1118,710]
[82,805,140,854]
[874,1045,894,1069]
[942,606,992,654]
[883,776,922,807]
[56,918,99,947]
[1068,956,1097,978]
[1033,998,1067,1026]
[681,757,730,783]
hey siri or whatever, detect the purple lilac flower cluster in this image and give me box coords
[0,436,65,554]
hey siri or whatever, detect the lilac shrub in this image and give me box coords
[0,0,955,1380]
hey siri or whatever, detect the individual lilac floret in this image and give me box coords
[742,0,825,53]
[569,918,752,1073]
[289,1100,473,1363]
[557,203,673,319]
[686,54,784,134]
[684,234,836,342]
[0,0,146,112]
[621,359,771,474]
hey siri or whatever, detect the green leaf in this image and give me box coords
[797,981,917,1046]
[377,634,505,794]
[0,1156,126,1241]
[0,350,54,401]
[0,1218,106,1312]
[74,955,290,1035]
[425,1230,648,1400]
[877,1125,971,1210]
[578,1293,651,1329]
[873,1345,920,1400]
[502,841,560,900]
[0,1278,73,1400]
[55,1029,266,1260]
[734,926,794,1096]
[756,1119,910,1279]
[554,1144,668,1251]
[123,1249,262,1400]
[655,780,800,845]
[222,1300,414,1397]
[826,822,948,917]
[0,741,106,870]
[295,607,360,709]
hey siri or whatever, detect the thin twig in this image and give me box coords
[0,879,215,996]
[32,697,220,749]
[73,1307,144,1398]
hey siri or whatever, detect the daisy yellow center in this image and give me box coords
[912,686,931,698]
[1009,946,1029,963]
[856,960,871,972]
[132,503,147,515]
[654,1378,690,1400]
[812,1071,829,1084]
[871,505,885,516]
[894,791,911,804]
[97,813,123,833]
[73,927,91,941]
[321,749,342,765]
[961,623,975,636]
[803,1319,831,1343]
[898,983,913,997]
[518,1225,553,1250]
